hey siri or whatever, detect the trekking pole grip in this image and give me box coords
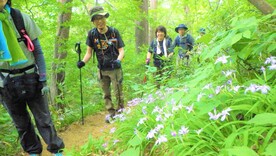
[75,42,81,61]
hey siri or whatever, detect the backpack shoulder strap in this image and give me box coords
[10,8,34,51]
[10,8,25,41]
[90,28,98,63]
[109,26,116,38]
[166,37,172,47]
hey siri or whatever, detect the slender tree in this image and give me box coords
[149,0,157,42]
[248,0,275,15]
[135,0,149,53]
[51,0,73,111]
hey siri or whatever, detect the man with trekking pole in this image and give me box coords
[77,6,125,123]
[0,0,64,155]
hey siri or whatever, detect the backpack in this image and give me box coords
[90,27,119,69]
[10,8,34,52]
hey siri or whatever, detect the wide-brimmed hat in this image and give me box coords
[175,24,188,32]
[89,6,109,21]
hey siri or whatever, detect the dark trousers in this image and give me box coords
[0,78,64,154]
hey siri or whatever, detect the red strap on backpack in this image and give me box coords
[21,29,34,52]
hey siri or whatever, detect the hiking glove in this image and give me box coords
[77,61,85,68]
[146,58,150,65]
[113,60,121,68]
[41,81,50,95]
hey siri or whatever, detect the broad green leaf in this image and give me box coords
[232,17,258,32]
[267,44,276,53]
[243,30,251,39]
[128,135,143,147]
[231,33,243,45]
[238,46,252,60]
[224,132,238,148]
[197,33,214,45]
[247,113,276,126]
[262,128,276,151]
[120,147,140,156]
[205,45,222,60]
[232,38,253,52]
[263,140,276,156]
[221,146,258,156]
[195,100,221,115]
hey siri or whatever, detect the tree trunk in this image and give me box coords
[248,0,275,15]
[149,0,157,42]
[51,0,73,112]
[135,0,149,53]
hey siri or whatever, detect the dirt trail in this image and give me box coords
[19,112,113,156]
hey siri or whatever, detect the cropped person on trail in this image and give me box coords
[171,24,194,66]
[0,0,64,155]
[145,25,173,88]
[195,28,206,63]
[77,6,125,123]
[195,28,206,41]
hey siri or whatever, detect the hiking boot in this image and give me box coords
[52,153,63,156]
[105,114,115,123]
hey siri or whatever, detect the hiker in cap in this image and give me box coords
[77,6,125,123]
[196,28,206,40]
[171,24,194,66]
[195,28,207,63]
[145,25,173,88]
[0,0,64,155]
[199,28,206,36]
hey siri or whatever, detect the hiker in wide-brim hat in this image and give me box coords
[89,6,109,21]
[171,23,194,67]
[175,24,188,33]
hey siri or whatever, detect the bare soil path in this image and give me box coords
[19,112,113,156]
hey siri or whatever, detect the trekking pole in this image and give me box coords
[75,42,84,125]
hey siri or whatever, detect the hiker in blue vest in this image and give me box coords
[77,6,125,123]
[0,0,64,155]
[171,24,194,66]
[145,25,173,88]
